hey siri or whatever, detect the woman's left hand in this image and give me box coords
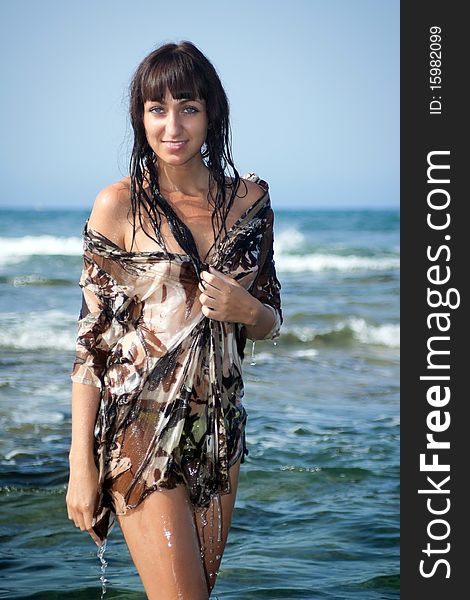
[198,266,258,324]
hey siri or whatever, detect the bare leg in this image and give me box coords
[117,483,208,600]
[193,457,242,595]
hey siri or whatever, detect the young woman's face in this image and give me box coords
[143,89,208,169]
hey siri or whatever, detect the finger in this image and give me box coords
[199,290,218,308]
[200,271,223,291]
[208,265,236,282]
[198,280,215,296]
[75,514,86,531]
[77,506,95,532]
[88,527,103,547]
[208,265,225,276]
[201,305,218,318]
[207,267,242,292]
[199,292,217,308]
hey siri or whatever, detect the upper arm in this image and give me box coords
[88,179,131,250]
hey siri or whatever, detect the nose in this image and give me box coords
[165,109,183,137]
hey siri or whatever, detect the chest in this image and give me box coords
[126,200,250,263]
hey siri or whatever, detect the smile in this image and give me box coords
[163,141,187,147]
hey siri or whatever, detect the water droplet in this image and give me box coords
[208,506,213,549]
[163,527,173,548]
[196,505,209,560]
[97,539,109,599]
[250,340,256,366]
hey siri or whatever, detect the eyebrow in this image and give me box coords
[149,98,203,105]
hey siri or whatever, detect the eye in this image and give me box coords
[183,105,199,114]
[149,105,164,114]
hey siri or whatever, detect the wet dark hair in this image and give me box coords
[127,40,243,269]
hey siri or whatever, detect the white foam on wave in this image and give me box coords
[285,318,400,348]
[275,253,400,272]
[274,226,399,272]
[0,310,78,350]
[291,348,319,359]
[0,232,398,273]
[0,235,83,265]
[245,347,319,365]
[344,316,400,348]
[275,228,306,253]
[9,410,65,426]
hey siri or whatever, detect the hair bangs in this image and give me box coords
[140,53,207,103]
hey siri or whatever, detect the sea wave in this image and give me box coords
[275,228,400,272]
[282,317,400,348]
[0,233,399,273]
[0,235,83,265]
[275,228,306,252]
[0,310,399,351]
[0,274,73,286]
[276,253,399,272]
[0,310,78,350]
[345,316,400,347]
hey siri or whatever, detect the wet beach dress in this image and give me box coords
[70,173,283,544]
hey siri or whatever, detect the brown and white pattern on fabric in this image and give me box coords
[70,174,283,543]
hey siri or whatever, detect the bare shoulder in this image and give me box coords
[88,177,131,247]
[232,175,268,213]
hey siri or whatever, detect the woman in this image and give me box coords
[66,41,282,599]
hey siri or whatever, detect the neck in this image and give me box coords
[156,156,211,197]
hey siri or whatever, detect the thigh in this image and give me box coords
[117,483,208,600]
[193,457,242,593]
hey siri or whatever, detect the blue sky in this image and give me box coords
[0,0,398,209]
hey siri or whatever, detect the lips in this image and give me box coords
[163,141,187,148]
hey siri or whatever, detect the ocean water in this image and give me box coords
[0,207,399,599]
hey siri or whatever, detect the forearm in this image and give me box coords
[244,297,277,341]
[69,382,101,462]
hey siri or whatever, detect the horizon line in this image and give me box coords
[0,203,400,212]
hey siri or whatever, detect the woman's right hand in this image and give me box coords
[66,456,103,546]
